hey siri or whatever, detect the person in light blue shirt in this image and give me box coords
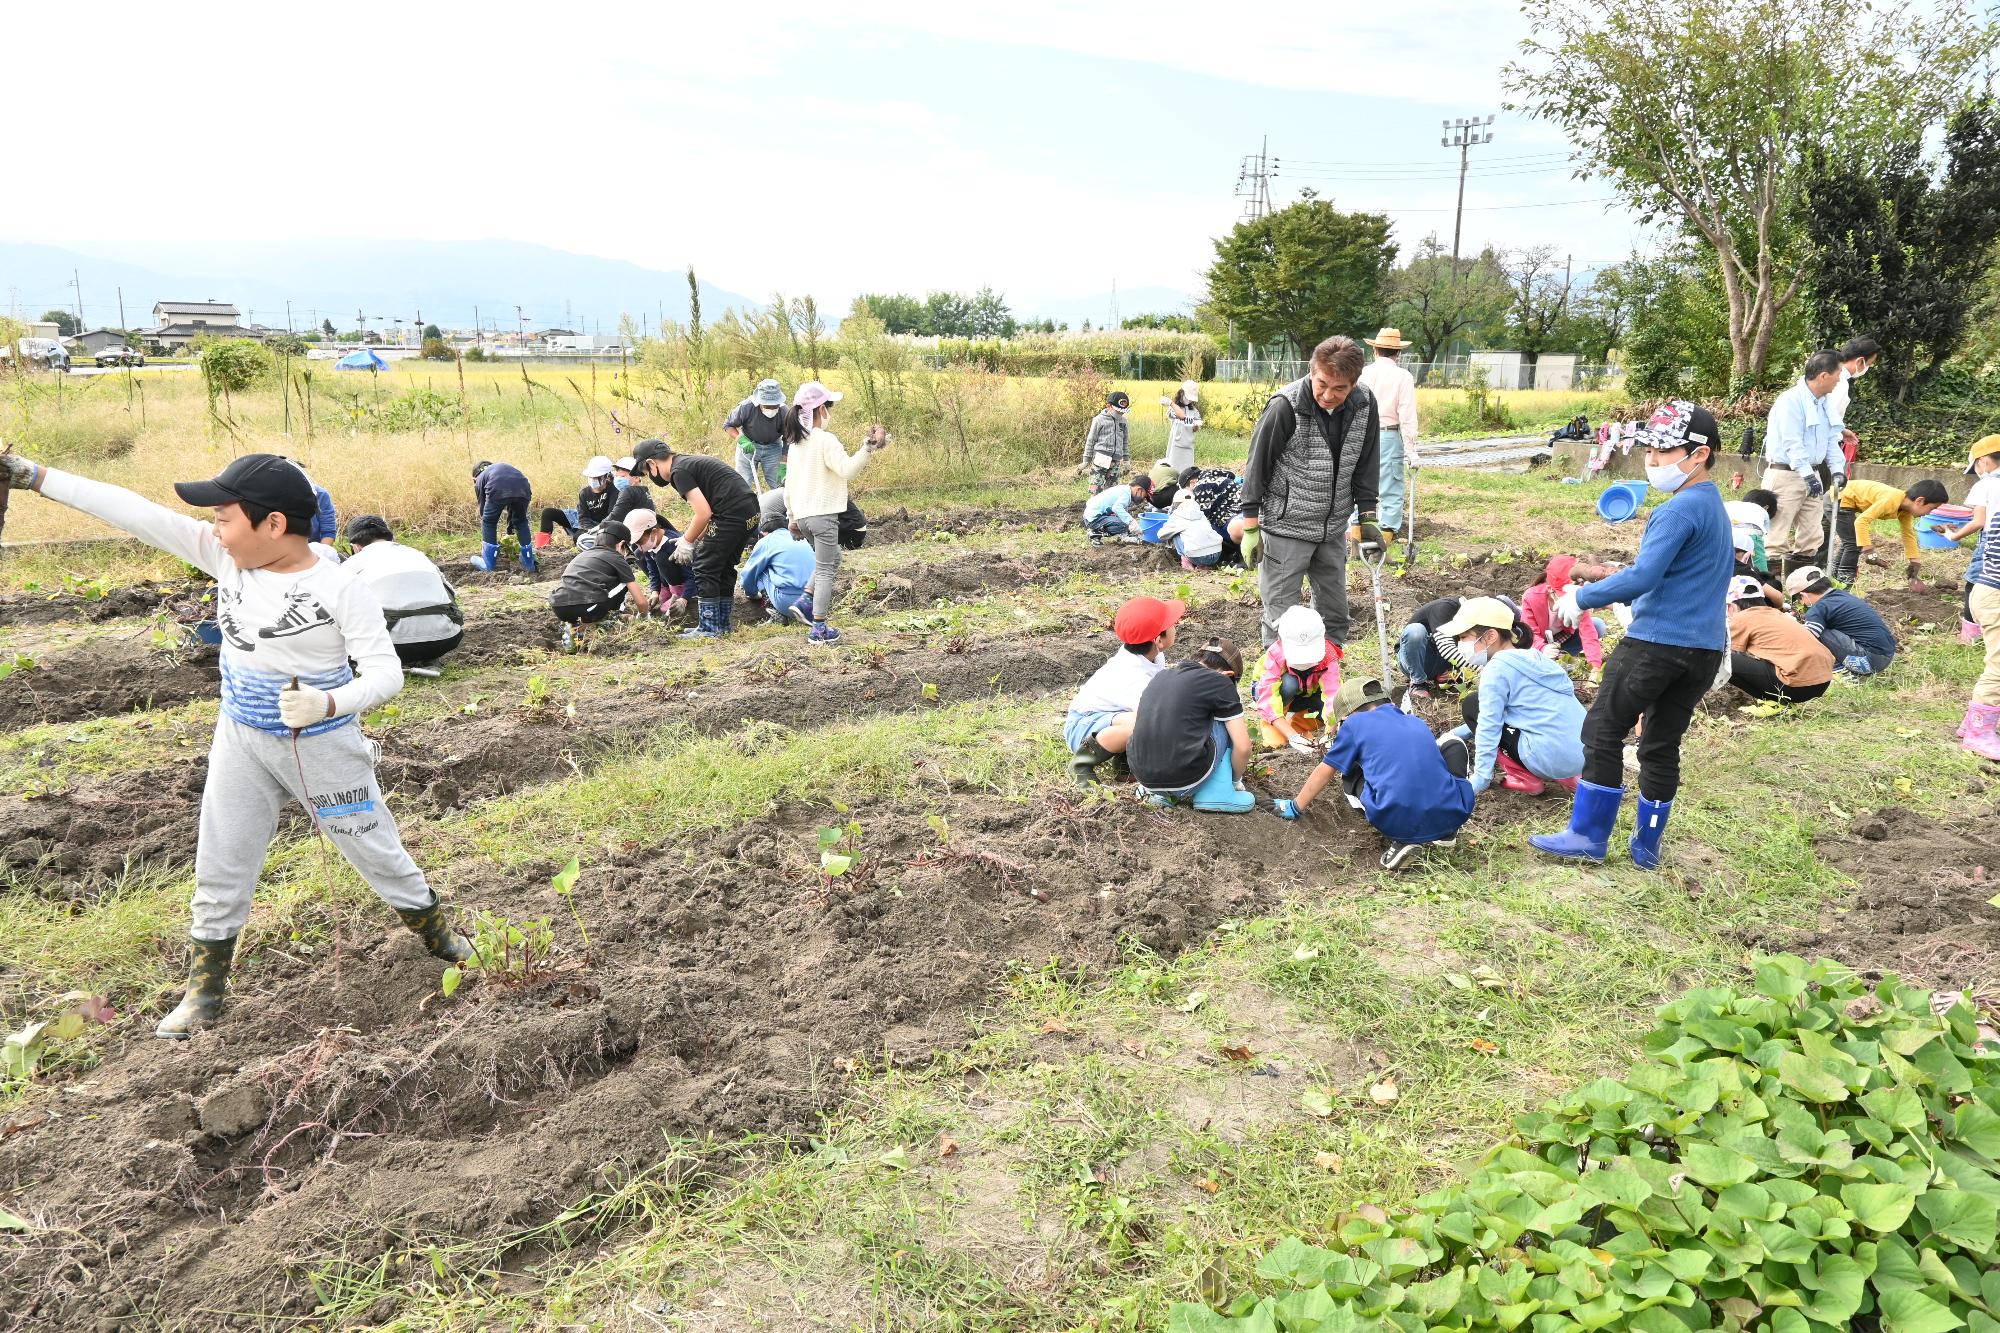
[1438,597,1585,796]
[739,516,816,625]
[1531,400,1733,872]
[1084,474,1152,544]
[1761,350,1843,573]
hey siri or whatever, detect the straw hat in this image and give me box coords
[1365,327,1411,351]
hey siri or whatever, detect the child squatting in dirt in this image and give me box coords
[0,448,475,1039]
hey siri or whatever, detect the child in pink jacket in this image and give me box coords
[1519,555,1613,681]
[1251,604,1343,752]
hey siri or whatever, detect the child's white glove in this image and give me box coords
[1541,642,1562,660]
[1554,587,1583,626]
[1287,735,1320,755]
[672,537,695,563]
[279,682,333,729]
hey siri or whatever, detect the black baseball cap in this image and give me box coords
[1107,391,1130,409]
[596,519,633,551]
[344,513,393,546]
[174,453,317,528]
[629,439,673,474]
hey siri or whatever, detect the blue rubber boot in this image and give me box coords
[1190,754,1255,814]
[680,598,725,639]
[470,541,500,571]
[1629,796,1672,871]
[1527,779,1622,863]
[519,546,538,574]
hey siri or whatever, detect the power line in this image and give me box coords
[1279,151,1572,169]
[1362,196,1617,213]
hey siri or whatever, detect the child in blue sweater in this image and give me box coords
[1531,400,1734,870]
[1439,597,1585,796]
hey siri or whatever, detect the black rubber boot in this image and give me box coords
[155,935,237,1040]
[395,892,475,964]
[1070,736,1115,786]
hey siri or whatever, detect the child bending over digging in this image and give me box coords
[1064,596,1184,785]
[1272,676,1475,869]
[1126,637,1257,813]
[1440,596,1585,796]
[0,448,474,1038]
[1250,604,1341,752]
[548,518,655,651]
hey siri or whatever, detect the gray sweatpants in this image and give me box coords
[797,512,841,622]
[1258,531,1350,645]
[192,716,431,941]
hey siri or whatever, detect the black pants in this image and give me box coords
[538,505,579,538]
[1830,508,1861,584]
[1458,695,1524,762]
[693,511,758,601]
[1729,652,1830,703]
[552,586,627,625]
[395,630,463,666]
[1581,636,1725,801]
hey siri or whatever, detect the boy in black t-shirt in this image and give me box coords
[1127,639,1256,813]
[548,520,654,651]
[629,438,761,637]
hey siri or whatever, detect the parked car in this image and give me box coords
[94,346,145,367]
[1,338,69,372]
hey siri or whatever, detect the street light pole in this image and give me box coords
[1441,114,1495,281]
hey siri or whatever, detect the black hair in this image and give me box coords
[1178,466,1201,487]
[1172,389,1188,408]
[1121,640,1154,655]
[780,404,812,446]
[240,500,314,537]
[1743,487,1779,517]
[1804,349,1843,380]
[1130,473,1152,492]
[1840,336,1881,362]
[472,460,492,477]
[1909,479,1949,505]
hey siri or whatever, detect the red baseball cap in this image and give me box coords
[1113,596,1185,645]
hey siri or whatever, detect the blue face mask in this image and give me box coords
[613,476,632,491]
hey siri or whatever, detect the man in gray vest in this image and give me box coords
[1235,335,1383,645]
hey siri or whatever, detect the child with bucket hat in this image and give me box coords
[1250,604,1342,752]
[1271,675,1475,870]
[1163,381,1203,471]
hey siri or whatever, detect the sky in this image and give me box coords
[5,0,1655,318]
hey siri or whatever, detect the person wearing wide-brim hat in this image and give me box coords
[1357,327,1420,541]
[723,378,790,494]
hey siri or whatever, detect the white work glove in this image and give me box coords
[1554,587,1583,626]
[279,682,333,729]
[1541,642,1562,661]
[1288,735,1320,755]
[0,450,40,488]
[671,537,695,563]
[1407,448,1421,472]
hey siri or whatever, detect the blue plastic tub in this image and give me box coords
[1596,480,1650,524]
[1138,510,1168,544]
[188,620,222,646]
[1917,516,1963,550]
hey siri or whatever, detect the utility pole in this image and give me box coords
[357,309,367,342]
[285,300,292,334]
[71,269,84,333]
[1234,135,1275,222]
[516,305,527,347]
[474,305,482,347]
[1441,114,1496,280]
[116,286,127,332]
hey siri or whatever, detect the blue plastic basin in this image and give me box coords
[1138,510,1169,544]
[1596,480,1650,524]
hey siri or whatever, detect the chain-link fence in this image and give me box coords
[1215,356,1625,390]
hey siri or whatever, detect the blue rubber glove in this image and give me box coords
[1271,798,1299,820]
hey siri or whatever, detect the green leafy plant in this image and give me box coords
[816,816,862,889]
[1172,956,2000,1333]
[441,912,557,997]
[522,674,550,713]
[925,813,951,847]
[3,992,116,1089]
[550,856,590,954]
[0,652,32,682]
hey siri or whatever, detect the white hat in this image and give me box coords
[1276,604,1328,670]
[622,509,659,541]
[1724,500,1770,533]
[583,455,614,480]
[614,455,637,471]
[1731,528,1756,556]
[1181,379,1200,402]
[1728,574,1766,604]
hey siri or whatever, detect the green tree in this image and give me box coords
[1564,262,1641,364]
[964,286,1017,338]
[1503,245,1582,360]
[922,290,973,337]
[1384,233,1512,361]
[40,309,78,337]
[1122,311,1201,333]
[267,332,308,358]
[1620,245,1736,399]
[1203,195,1396,358]
[1506,0,1995,393]
[854,293,926,334]
[419,337,457,362]
[422,322,444,342]
[1802,98,2000,404]
[321,318,337,340]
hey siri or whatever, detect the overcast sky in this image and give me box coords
[7,0,1653,309]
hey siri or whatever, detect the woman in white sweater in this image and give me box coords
[781,380,887,643]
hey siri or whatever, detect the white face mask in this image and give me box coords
[759,405,780,418]
[1460,637,1489,669]
[1647,458,1693,493]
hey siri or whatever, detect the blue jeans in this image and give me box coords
[1814,625,1893,675]
[1173,536,1220,567]
[1087,512,1134,538]
[1397,622,1448,684]
[481,496,531,549]
[736,441,785,491]
[1377,427,1406,531]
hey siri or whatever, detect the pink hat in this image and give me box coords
[793,380,844,416]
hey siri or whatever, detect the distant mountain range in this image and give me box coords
[0,239,759,336]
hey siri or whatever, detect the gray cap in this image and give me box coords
[753,378,784,407]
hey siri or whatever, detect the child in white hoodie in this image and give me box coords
[1158,487,1223,569]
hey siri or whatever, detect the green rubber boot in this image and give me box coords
[155,935,238,1040]
[396,892,475,964]
[1069,736,1115,786]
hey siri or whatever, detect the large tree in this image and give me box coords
[1204,194,1396,358]
[1506,0,1993,393]
[1565,262,1640,364]
[1503,245,1578,361]
[1802,99,2000,404]
[40,309,78,337]
[1384,233,1513,361]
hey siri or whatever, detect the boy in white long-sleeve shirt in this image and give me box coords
[0,449,472,1039]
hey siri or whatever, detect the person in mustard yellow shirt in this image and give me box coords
[1833,478,1946,588]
